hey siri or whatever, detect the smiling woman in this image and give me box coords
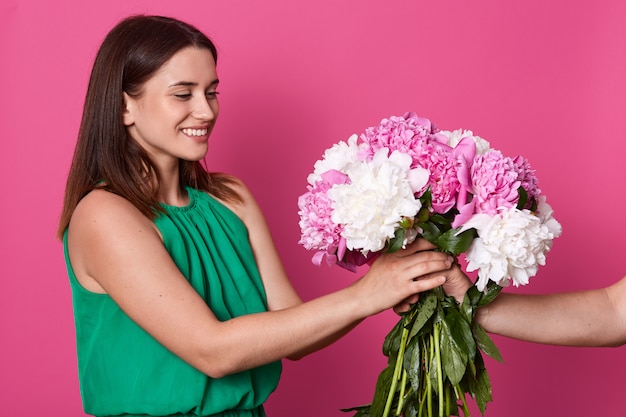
[56,14,462,417]
[57,15,237,229]
[123,47,220,178]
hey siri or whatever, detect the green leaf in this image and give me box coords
[436,227,477,256]
[383,318,404,358]
[444,384,460,417]
[474,355,493,415]
[387,228,407,253]
[459,363,476,398]
[440,318,467,385]
[419,188,433,210]
[529,196,538,212]
[370,366,395,417]
[464,285,483,310]
[429,345,440,395]
[429,213,453,226]
[475,282,503,308]
[465,282,502,310]
[404,337,421,392]
[460,293,473,323]
[444,308,476,363]
[340,404,371,416]
[516,186,528,210]
[466,354,477,378]
[401,391,419,417]
[417,221,444,244]
[472,323,503,363]
[416,205,431,223]
[408,291,437,340]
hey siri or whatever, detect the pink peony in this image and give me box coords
[359,112,437,166]
[297,171,347,252]
[470,150,521,215]
[512,155,541,205]
[417,142,463,213]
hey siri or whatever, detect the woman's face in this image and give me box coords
[123,46,219,169]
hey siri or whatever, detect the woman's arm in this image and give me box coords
[67,188,455,379]
[229,179,459,359]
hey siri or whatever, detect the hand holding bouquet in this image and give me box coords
[298,113,562,417]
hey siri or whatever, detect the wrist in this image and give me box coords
[474,303,488,328]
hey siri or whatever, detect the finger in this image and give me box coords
[404,293,419,304]
[409,275,446,294]
[393,292,420,314]
[393,303,411,314]
[402,253,453,277]
[413,268,455,282]
[394,295,418,312]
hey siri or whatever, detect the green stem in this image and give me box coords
[454,385,471,417]
[383,320,409,417]
[433,323,444,417]
[428,334,434,417]
[418,337,428,417]
[418,382,427,417]
[396,369,407,415]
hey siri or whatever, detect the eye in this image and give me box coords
[206,91,220,100]
[174,92,192,100]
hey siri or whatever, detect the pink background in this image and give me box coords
[1,0,625,416]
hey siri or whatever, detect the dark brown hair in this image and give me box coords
[58,15,240,239]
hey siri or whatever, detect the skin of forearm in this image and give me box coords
[196,286,368,377]
[286,320,363,361]
[476,289,626,347]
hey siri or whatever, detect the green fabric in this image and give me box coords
[64,187,281,417]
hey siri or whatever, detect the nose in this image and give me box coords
[192,95,217,121]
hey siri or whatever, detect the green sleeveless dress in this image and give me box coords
[63,187,282,417]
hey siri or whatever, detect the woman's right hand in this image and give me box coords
[350,238,454,316]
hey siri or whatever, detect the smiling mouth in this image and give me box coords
[182,128,208,137]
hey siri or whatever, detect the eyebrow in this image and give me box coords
[168,79,220,88]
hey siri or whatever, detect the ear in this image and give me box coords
[122,92,135,126]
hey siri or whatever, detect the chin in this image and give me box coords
[182,155,208,162]
[182,147,209,162]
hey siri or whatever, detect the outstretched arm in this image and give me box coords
[231,178,458,359]
[442,268,626,347]
[67,186,455,379]
[475,277,626,347]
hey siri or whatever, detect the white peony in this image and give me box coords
[534,196,563,238]
[328,148,427,254]
[439,129,491,155]
[458,204,562,292]
[307,134,364,185]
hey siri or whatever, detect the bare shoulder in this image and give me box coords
[67,189,162,292]
[70,189,159,238]
[212,176,261,224]
[221,175,254,201]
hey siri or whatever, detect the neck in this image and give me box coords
[158,182,188,207]
[154,161,189,206]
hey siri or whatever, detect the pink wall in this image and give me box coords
[1,0,625,416]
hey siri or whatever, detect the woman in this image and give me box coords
[58,15,460,417]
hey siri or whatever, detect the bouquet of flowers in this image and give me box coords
[297,113,562,417]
